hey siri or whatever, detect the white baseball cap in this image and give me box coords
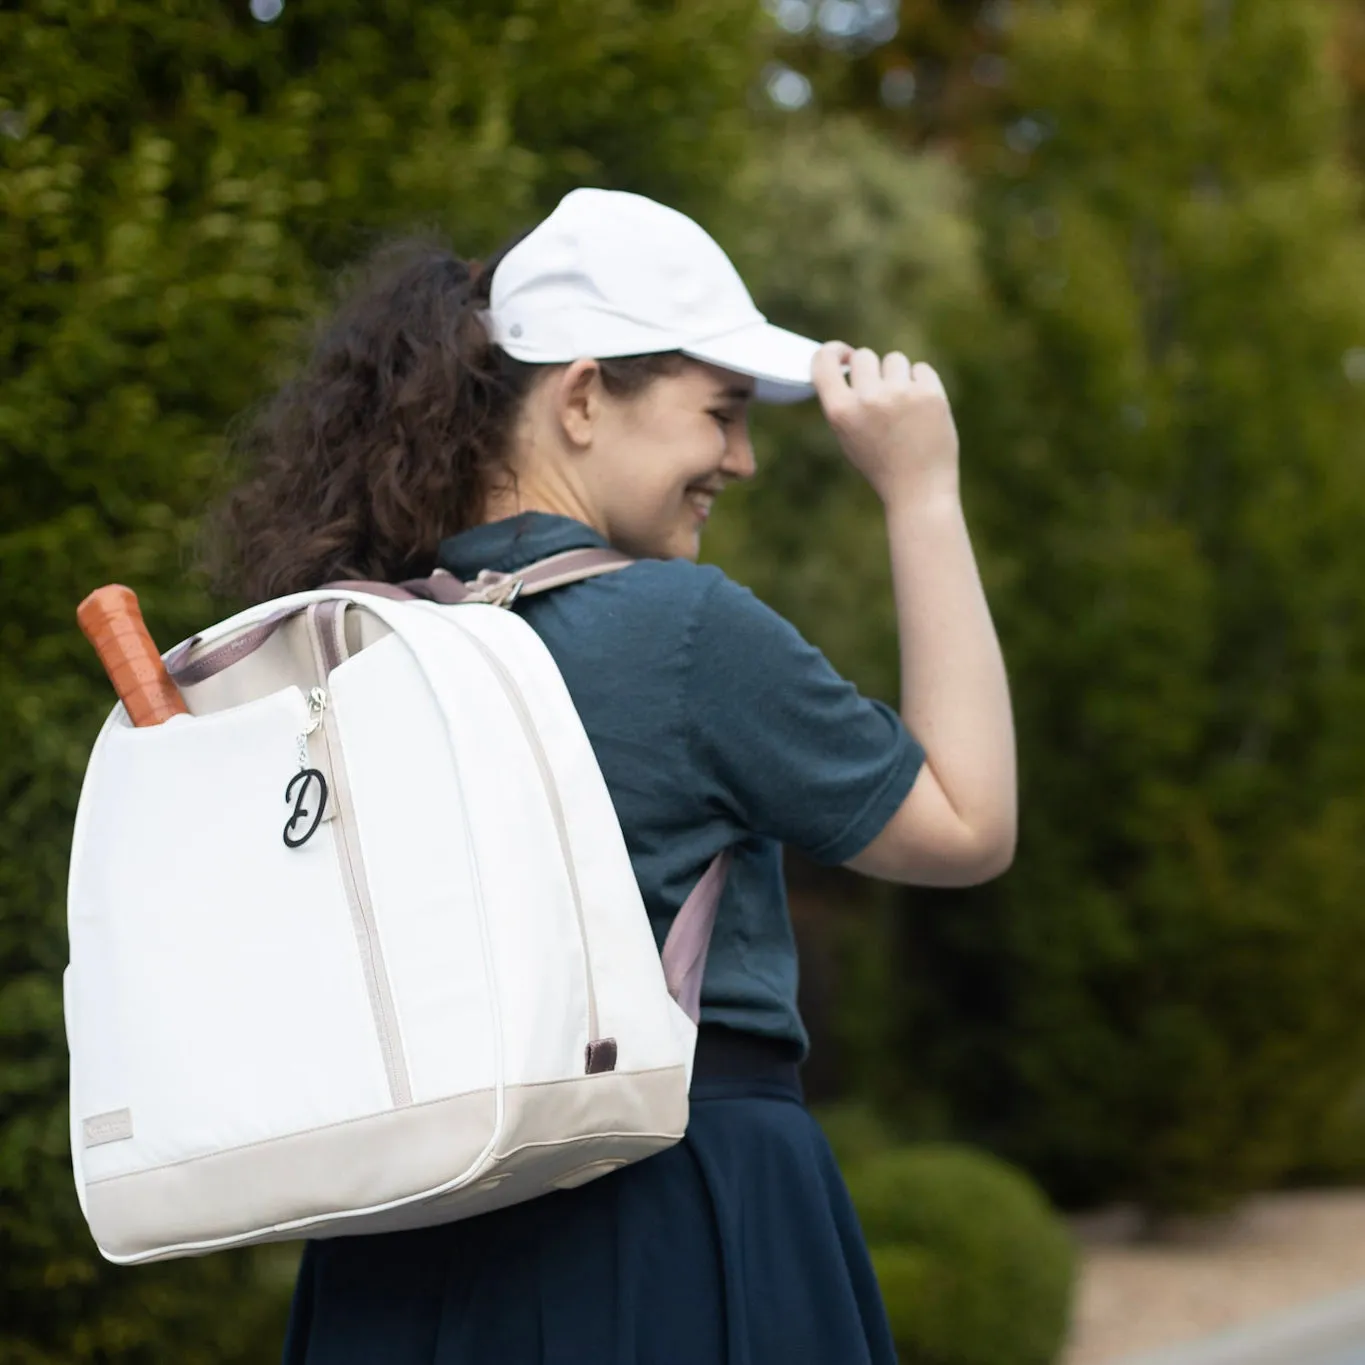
[481,188,821,404]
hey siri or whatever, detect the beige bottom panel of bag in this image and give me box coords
[86,1065,689,1263]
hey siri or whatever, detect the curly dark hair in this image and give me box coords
[202,230,682,603]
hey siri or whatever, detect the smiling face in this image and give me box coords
[493,357,756,561]
[583,361,756,559]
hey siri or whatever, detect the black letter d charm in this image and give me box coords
[283,768,328,848]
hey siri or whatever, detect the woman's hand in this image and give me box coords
[811,341,960,508]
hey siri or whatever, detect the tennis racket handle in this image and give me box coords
[77,584,189,727]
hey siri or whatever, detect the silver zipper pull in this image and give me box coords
[295,689,326,770]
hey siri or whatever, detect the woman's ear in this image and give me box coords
[554,358,604,450]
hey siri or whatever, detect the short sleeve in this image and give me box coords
[683,571,924,865]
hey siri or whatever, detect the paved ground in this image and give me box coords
[1063,1191,1365,1364]
[1317,1346,1365,1365]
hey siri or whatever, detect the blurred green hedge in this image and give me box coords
[721,0,1365,1218]
[885,0,1365,1215]
[855,1151,1075,1365]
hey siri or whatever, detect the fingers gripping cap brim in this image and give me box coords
[682,322,821,405]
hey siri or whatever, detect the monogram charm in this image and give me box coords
[283,768,328,848]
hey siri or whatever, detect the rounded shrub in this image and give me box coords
[815,1100,899,1168]
[846,1145,1075,1365]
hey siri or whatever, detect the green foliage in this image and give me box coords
[847,1145,1075,1365]
[755,0,1008,153]
[721,0,1365,1218]
[886,0,1365,1212]
[1,1,763,1357]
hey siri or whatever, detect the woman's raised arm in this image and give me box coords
[812,342,1017,887]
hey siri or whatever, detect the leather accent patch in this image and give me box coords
[584,1038,618,1075]
[83,1108,133,1148]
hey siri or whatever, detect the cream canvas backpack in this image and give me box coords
[65,551,726,1263]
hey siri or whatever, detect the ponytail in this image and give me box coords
[202,231,533,602]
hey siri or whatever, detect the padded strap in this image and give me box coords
[331,548,635,607]
[168,549,634,685]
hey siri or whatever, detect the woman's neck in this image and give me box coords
[480,469,600,534]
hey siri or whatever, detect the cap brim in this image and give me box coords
[682,321,820,405]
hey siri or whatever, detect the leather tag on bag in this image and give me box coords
[83,1108,133,1148]
[584,1039,618,1074]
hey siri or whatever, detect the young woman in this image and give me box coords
[208,188,1016,1365]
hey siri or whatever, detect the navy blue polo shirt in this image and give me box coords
[437,514,924,1054]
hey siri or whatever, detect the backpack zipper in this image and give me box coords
[308,600,604,1080]
[305,604,412,1108]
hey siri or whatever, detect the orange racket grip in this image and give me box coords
[77,584,189,728]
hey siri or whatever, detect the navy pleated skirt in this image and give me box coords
[282,1029,897,1365]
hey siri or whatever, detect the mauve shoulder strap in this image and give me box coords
[330,547,635,606]
[661,849,731,1026]
[168,548,634,685]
